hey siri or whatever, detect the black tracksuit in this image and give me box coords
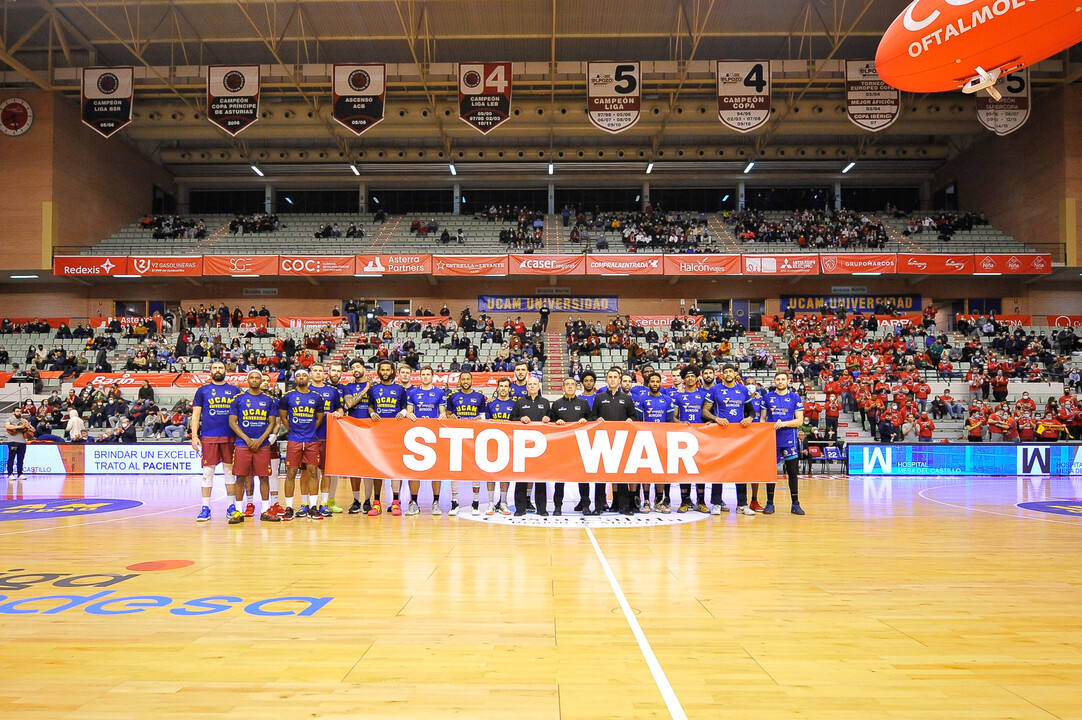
[511,394,552,512]
[548,396,592,511]
[590,389,637,512]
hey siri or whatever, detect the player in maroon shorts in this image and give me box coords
[191,361,242,523]
[228,370,280,522]
[277,369,326,520]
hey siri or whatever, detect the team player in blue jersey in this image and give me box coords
[446,371,489,515]
[578,370,598,409]
[192,360,243,523]
[672,366,710,512]
[277,369,326,520]
[339,359,375,515]
[368,360,410,515]
[743,379,768,511]
[703,363,757,516]
[228,370,279,523]
[485,378,516,515]
[635,372,676,512]
[309,363,343,516]
[405,366,446,516]
[761,370,806,515]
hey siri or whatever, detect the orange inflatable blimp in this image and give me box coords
[876,0,1082,97]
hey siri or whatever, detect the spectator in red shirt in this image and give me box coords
[916,412,935,442]
[1015,392,1036,414]
[824,394,841,435]
[986,407,1009,440]
[803,399,822,428]
[1016,413,1037,442]
[914,380,931,413]
[964,413,985,442]
[991,372,1010,403]
[937,358,954,379]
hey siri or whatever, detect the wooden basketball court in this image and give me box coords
[1,474,1079,719]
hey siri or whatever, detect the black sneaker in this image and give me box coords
[363,499,373,513]
[573,499,589,512]
[553,507,562,517]
[526,501,537,514]
[513,507,527,517]
[537,508,549,517]
[348,499,363,514]
[283,507,295,521]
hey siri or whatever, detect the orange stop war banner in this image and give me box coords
[326,417,778,484]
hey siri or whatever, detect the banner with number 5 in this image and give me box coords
[587,61,641,133]
[716,61,770,133]
[459,62,512,134]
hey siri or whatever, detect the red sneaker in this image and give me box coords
[749,500,765,512]
[244,503,256,517]
[267,502,286,520]
[368,500,383,517]
[391,499,402,516]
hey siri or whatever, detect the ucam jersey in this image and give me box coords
[509,382,529,401]
[229,392,276,447]
[193,383,242,437]
[368,382,408,418]
[636,393,675,422]
[764,390,801,450]
[672,388,708,423]
[486,398,516,421]
[339,381,370,419]
[578,391,598,410]
[407,386,445,418]
[447,390,486,418]
[309,384,342,439]
[708,383,750,423]
[279,390,325,443]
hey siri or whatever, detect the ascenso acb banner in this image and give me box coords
[326,417,777,484]
[478,296,618,313]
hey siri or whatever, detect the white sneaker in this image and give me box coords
[17,474,26,480]
[406,501,420,516]
[486,502,496,516]
[433,502,444,516]
[710,504,723,515]
[498,502,512,515]
[737,506,755,516]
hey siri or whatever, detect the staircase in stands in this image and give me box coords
[708,214,741,252]
[545,331,566,392]
[544,215,564,252]
[369,215,403,250]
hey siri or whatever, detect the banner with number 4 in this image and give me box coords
[459,62,512,134]
[716,61,770,133]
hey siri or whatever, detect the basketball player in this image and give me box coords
[309,363,342,517]
[339,359,375,514]
[192,360,242,523]
[509,362,530,399]
[634,372,675,512]
[368,360,410,515]
[578,370,599,409]
[277,369,326,520]
[761,370,805,515]
[702,363,755,516]
[700,365,717,391]
[228,370,279,522]
[446,371,487,515]
[672,366,709,512]
[405,366,446,515]
[485,378,516,514]
[548,377,592,516]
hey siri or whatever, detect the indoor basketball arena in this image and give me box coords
[1,1,1080,718]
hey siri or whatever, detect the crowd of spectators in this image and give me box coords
[229,213,279,234]
[568,209,720,253]
[139,215,208,240]
[313,222,364,238]
[901,211,988,240]
[728,208,888,248]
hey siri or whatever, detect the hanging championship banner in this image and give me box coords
[976,69,1030,136]
[332,64,386,135]
[587,61,641,133]
[458,62,512,134]
[716,61,770,132]
[845,60,899,132]
[81,67,134,138]
[207,65,260,136]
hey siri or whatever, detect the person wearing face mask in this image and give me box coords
[1016,392,1036,414]
[916,412,936,443]
[191,360,242,523]
[5,410,34,479]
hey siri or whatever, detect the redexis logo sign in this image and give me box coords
[0,566,333,617]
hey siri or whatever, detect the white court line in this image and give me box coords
[584,525,688,720]
[917,483,1082,527]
